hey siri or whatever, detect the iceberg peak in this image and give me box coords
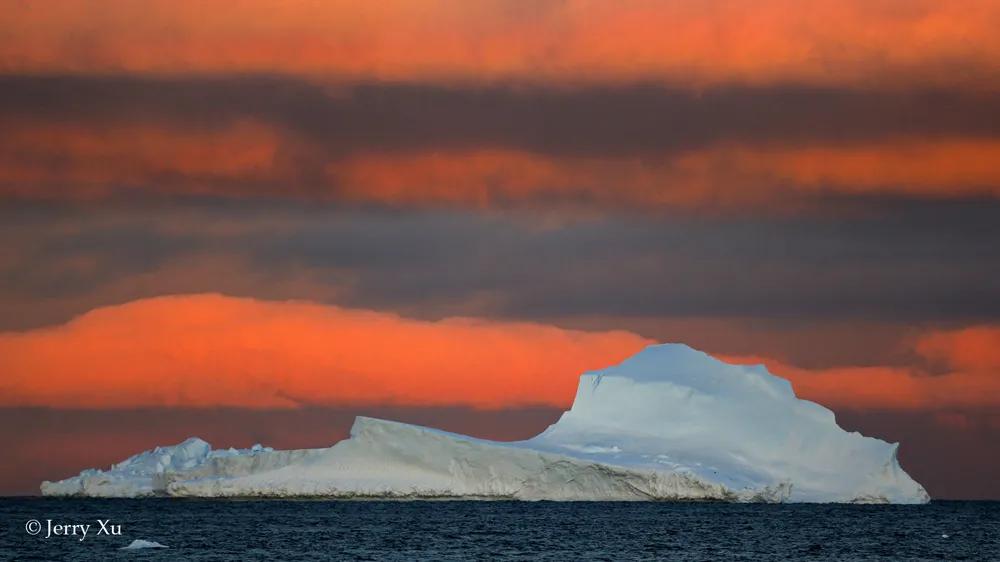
[587,342,793,397]
[529,342,925,502]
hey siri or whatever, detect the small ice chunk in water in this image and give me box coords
[120,539,169,550]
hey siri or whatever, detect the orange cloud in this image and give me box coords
[914,326,1000,372]
[0,294,651,409]
[0,122,281,199]
[2,294,998,413]
[6,130,1000,206]
[331,141,1000,208]
[2,0,998,87]
[679,140,1000,198]
[726,326,1000,410]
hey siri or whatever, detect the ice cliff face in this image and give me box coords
[41,344,930,503]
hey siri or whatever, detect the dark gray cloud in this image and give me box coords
[2,198,998,332]
[2,74,999,157]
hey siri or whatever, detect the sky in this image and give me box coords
[1,0,999,498]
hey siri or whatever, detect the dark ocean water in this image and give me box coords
[1,499,997,561]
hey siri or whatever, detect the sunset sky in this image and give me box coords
[1,0,998,498]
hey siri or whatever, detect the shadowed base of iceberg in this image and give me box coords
[41,344,930,504]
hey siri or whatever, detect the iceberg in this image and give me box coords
[41,344,929,503]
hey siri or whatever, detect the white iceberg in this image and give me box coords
[41,344,929,503]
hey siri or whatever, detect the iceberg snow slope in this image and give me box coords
[41,344,929,503]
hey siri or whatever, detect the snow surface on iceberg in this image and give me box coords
[41,344,929,503]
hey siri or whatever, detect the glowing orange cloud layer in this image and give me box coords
[915,326,1000,372]
[726,326,1000,410]
[5,129,1000,205]
[0,294,652,409]
[332,142,1000,207]
[679,141,1000,198]
[734,361,998,410]
[1,294,998,412]
[0,122,281,198]
[2,0,999,87]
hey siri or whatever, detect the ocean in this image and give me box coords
[2,499,997,560]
